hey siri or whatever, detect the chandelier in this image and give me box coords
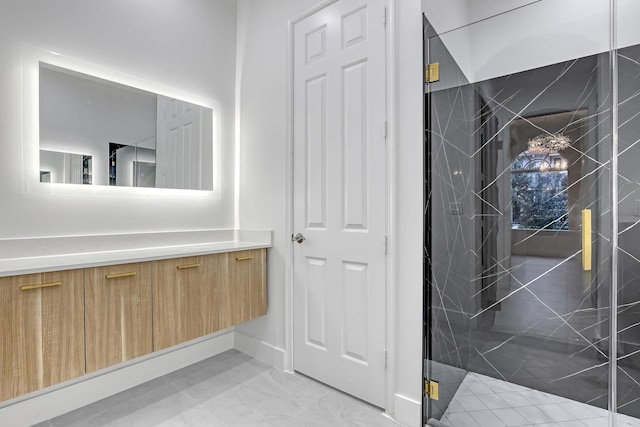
[527,133,571,154]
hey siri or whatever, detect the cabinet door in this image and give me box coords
[152,255,221,351]
[0,270,84,402]
[85,263,152,373]
[219,249,267,329]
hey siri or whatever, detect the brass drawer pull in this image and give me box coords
[105,272,137,279]
[177,263,201,270]
[236,256,253,261]
[20,281,62,291]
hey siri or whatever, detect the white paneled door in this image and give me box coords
[292,0,387,408]
[156,95,202,190]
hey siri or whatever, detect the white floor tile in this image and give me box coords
[618,413,640,427]
[557,402,603,420]
[538,403,580,423]
[457,395,489,412]
[446,398,468,413]
[580,417,608,427]
[497,391,536,408]
[445,412,482,427]
[557,421,589,427]
[468,409,508,427]
[476,393,513,409]
[43,351,404,427]
[465,373,483,383]
[440,372,640,427]
[492,407,531,426]
[466,381,495,396]
[455,385,475,396]
[518,390,556,406]
[514,405,555,424]
[484,379,518,394]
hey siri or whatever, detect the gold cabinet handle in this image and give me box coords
[236,256,253,261]
[582,209,592,271]
[177,263,200,270]
[105,272,137,279]
[20,281,62,291]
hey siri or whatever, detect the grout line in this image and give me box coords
[442,372,636,427]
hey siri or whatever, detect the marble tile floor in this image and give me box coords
[439,371,640,427]
[34,350,404,427]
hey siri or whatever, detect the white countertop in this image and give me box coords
[0,240,271,277]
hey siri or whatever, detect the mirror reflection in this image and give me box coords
[39,150,92,184]
[39,63,214,190]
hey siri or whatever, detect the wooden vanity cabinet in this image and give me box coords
[0,270,84,402]
[84,262,152,373]
[152,255,222,351]
[0,247,267,403]
[219,249,267,329]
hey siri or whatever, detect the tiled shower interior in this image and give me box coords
[441,371,640,426]
[424,4,640,426]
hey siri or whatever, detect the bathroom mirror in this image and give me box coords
[39,63,214,190]
[39,150,92,184]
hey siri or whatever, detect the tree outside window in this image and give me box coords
[511,151,569,231]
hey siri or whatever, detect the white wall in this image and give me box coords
[0,1,426,424]
[234,0,425,425]
[423,0,539,35]
[423,0,630,84]
[0,0,237,238]
[618,43,640,218]
[618,0,640,50]
[393,2,426,424]
[233,0,318,370]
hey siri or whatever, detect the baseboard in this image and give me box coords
[234,330,286,371]
[427,418,451,427]
[393,393,422,427]
[0,331,234,427]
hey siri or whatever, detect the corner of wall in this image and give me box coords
[234,330,286,371]
[393,393,422,427]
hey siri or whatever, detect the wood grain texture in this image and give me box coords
[152,255,221,351]
[0,270,84,402]
[219,249,267,329]
[0,249,267,403]
[84,263,152,373]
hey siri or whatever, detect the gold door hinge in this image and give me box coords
[426,62,440,83]
[425,380,439,400]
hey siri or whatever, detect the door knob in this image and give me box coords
[292,233,306,244]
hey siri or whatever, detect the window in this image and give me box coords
[511,150,568,230]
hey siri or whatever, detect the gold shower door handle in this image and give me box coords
[582,209,591,271]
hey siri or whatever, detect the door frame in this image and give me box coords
[284,0,398,413]
[422,15,432,425]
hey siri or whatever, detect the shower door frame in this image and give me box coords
[421,7,623,426]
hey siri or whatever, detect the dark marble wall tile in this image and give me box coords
[425,40,622,419]
[617,43,640,417]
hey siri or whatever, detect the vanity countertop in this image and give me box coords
[0,238,271,278]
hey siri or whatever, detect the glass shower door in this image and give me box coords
[421,2,639,425]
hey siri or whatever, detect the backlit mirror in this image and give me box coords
[39,150,92,184]
[39,63,214,190]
